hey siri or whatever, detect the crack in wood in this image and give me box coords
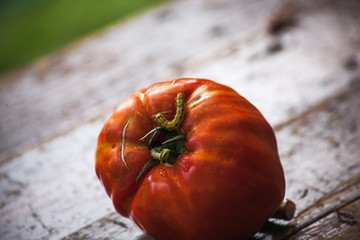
[273,175,360,239]
[336,210,358,226]
[60,213,132,239]
[29,204,55,236]
[0,173,25,188]
[105,218,129,229]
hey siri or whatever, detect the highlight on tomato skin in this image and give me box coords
[95,78,293,240]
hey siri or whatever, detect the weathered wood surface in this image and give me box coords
[281,176,360,240]
[1,0,360,163]
[1,0,360,239]
[290,196,360,239]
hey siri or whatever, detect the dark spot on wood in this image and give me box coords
[337,210,357,225]
[344,56,358,71]
[327,137,339,148]
[267,39,283,54]
[5,189,21,197]
[156,7,174,21]
[300,189,308,199]
[349,122,357,133]
[106,219,128,229]
[210,25,226,37]
[267,2,298,35]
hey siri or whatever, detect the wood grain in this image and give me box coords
[1,0,359,163]
[61,213,154,240]
[289,196,360,239]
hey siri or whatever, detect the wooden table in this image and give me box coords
[1,0,360,239]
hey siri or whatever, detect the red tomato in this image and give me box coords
[95,78,285,240]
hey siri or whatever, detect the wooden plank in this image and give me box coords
[276,77,360,215]
[61,213,154,240]
[1,0,281,161]
[1,0,359,163]
[288,196,360,239]
[254,76,360,239]
[252,175,360,239]
[0,118,115,240]
[263,175,360,240]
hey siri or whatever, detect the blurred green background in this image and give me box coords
[0,0,169,76]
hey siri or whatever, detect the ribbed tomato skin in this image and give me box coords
[95,78,285,240]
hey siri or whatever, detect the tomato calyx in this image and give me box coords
[136,93,186,183]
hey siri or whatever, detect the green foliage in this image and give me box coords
[0,0,168,75]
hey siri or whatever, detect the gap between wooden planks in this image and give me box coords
[270,175,360,239]
[290,192,360,239]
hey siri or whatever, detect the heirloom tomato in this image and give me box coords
[95,78,286,240]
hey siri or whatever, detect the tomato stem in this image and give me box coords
[151,148,171,164]
[162,135,186,145]
[136,159,159,183]
[140,127,161,141]
[156,93,185,130]
[136,93,187,183]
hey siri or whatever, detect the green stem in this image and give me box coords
[155,93,185,130]
[162,135,186,145]
[136,159,159,183]
[136,92,186,183]
[140,127,161,141]
[151,148,171,164]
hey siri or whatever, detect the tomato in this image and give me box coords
[95,78,286,240]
